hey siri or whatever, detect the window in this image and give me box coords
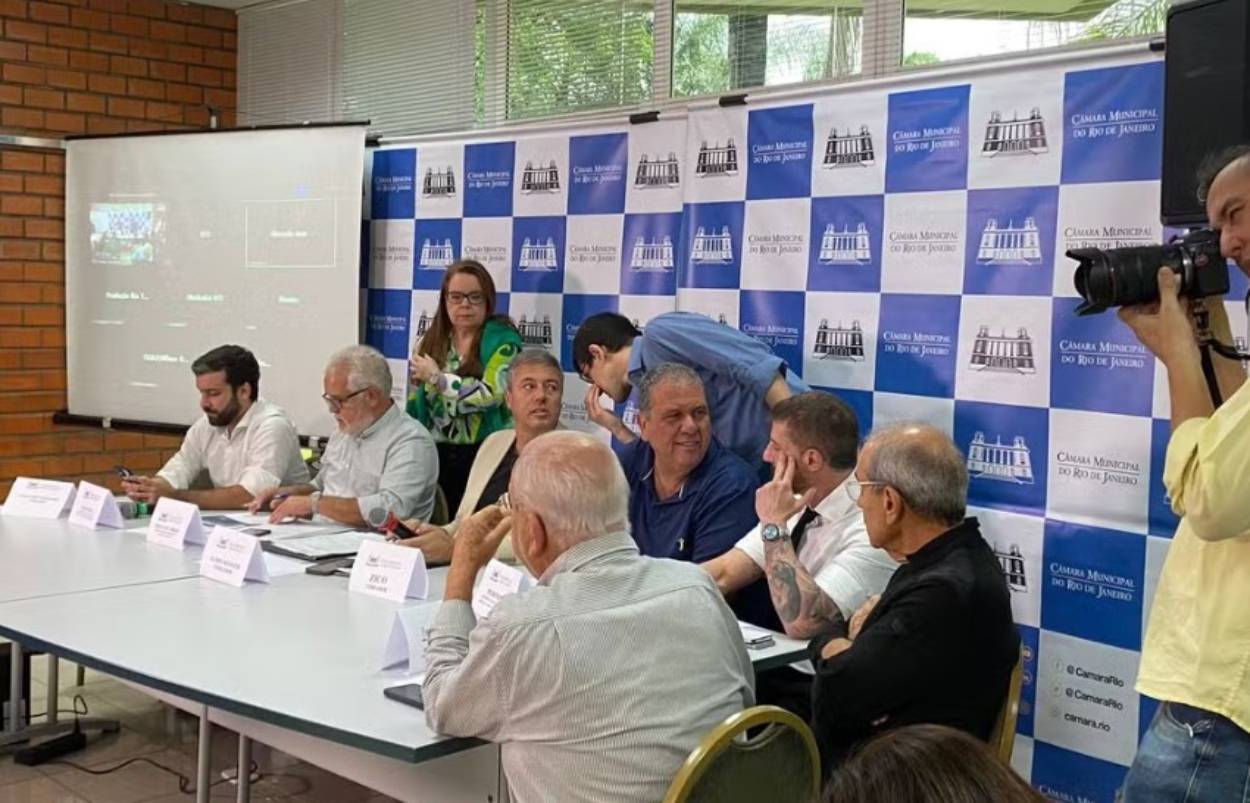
[237,0,1170,139]
[672,3,862,98]
[501,0,655,122]
[902,0,1168,67]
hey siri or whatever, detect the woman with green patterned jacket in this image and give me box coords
[408,260,522,513]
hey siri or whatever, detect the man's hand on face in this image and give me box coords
[445,506,513,601]
[755,453,816,527]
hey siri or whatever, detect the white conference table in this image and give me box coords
[0,514,205,748]
[0,515,808,802]
[0,515,202,603]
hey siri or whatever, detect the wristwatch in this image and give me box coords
[761,523,788,543]
[309,491,322,517]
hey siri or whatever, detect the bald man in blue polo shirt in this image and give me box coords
[574,311,810,477]
[615,363,759,563]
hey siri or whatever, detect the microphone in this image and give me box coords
[368,507,419,540]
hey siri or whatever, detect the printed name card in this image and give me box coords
[199,526,270,587]
[382,603,439,672]
[146,497,207,550]
[2,477,76,519]
[68,482,124,530]
[472,560,531,621]
[349,540,428,602]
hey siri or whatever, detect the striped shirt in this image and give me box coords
[423,531,756,803]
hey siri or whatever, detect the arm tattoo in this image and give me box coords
[764,540,846,638]
[771,562,802,621]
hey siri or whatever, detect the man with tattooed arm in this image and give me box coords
[702,392,897,717]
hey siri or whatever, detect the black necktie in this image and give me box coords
[791,507,820,551]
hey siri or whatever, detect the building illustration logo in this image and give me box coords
[519,159,560,193]
[982,108,1048,157]
[414,310,433,339]
[417,238,455,270]
[421,166,456,197]
[818,223,872,265]
[813,319,866,361]
[628,236,675,272]
[976,218,1042,265]
[517,237,559,271]
[716,313,729,326]
[992,541,1029,592]
[968,431,1035,484]
[690,226,733,264]
[695,139,739,177]
[516,314,554,348]
[823,125,875,168]
[634,152,680,188]
[971,326,1036,374]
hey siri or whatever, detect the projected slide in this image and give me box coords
[66,125,367,437]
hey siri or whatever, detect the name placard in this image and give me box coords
[200,526,270,587]
[472,559,531,621]
[68,481,124,530]
[382,603,439,672]
[146,497,206,550]
[349,541,428,602]
[2,477,75,519]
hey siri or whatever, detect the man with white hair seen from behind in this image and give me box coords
[423,430,755,803]
[250,345,438,526]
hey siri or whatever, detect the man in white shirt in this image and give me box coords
[122,345,308,510]
[423,431,753,803]
[702,391,897,715]
[250,345,438,527]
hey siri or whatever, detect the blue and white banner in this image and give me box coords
[363,50,1179,800]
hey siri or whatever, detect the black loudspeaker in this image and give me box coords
[1162,0,1250,226]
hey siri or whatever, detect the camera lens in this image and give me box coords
[1071,245,1175,315]
[1067,228,1226,316]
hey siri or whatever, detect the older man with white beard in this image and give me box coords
[250,345,438,526]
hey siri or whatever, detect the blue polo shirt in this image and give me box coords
[628,311,810,472]
[618,437,759,562]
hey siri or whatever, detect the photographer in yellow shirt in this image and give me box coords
[1118,146,1250,802]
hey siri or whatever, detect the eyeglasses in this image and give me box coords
[447,291,486,307]
[322,388,368,411]
[577,355,597,384]
[845,476,887,502]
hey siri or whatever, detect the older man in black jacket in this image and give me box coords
[805,423,1018,774]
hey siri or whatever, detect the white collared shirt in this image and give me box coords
[735,475,898,618]
[312,403,439,522]
[156,399,309,497]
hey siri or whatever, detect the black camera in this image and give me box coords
[1067,228,1228,316]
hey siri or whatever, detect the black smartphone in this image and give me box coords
[383,682,424,710]
[113,465,134,478]
[240,527,271,537]
[305,557,352,576]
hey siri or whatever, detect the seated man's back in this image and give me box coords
[422,432,754,803]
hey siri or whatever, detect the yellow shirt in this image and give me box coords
[1136,377,1250,732]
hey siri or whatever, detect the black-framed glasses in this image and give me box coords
[846,476,887,502]
[322,388,368,411]
[447,291,485,307]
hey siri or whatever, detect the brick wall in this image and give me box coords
[0,0,237,497]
